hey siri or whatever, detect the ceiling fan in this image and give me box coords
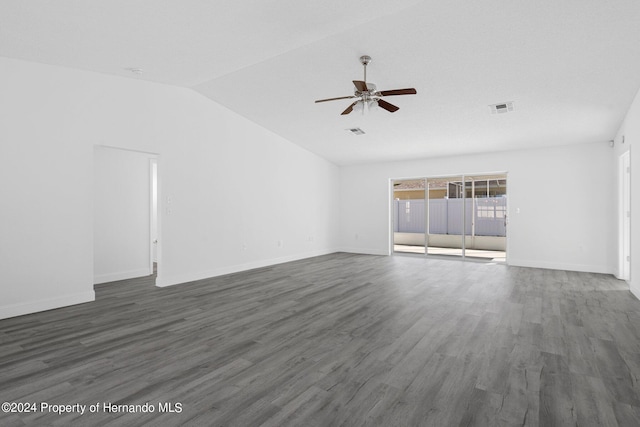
[315,55,417,115]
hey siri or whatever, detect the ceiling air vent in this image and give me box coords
[489,102,514,115]
[347,128,365,135]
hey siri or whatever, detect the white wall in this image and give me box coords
[340,142,615,274]
[94,146,154,284]
[0,53,630,319]
[613,87,640,298]
[0,57,340,319]
[0,61,95,318]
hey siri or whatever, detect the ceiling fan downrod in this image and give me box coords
[360,55,371,84]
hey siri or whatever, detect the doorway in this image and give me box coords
[94,146,159,284]
[392,173,507,262]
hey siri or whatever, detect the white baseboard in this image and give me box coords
[94,267,152,284]
[508,258,612,275]
[338,247,390,256]
[0,291,95,320]
[156,249,338,288]
[336,251,614,275]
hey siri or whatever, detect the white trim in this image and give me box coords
[339,247,390,256]
[0,291,95,320]
[155,249,339,288]
[508,258,612,275]
[617,150,631,281]
[150,158,158,270]
[94,268,152,285]
[389,179,395,255]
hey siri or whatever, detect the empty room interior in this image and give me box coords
[1,1,640,426]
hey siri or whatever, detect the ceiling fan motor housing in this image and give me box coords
[355,83,377,99]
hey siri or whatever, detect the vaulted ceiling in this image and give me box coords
[2,1,640,165]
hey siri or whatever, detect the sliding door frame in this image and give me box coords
[391,171,508,263]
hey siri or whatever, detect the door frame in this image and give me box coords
[618,150,631,281]
[93,145,160,284]
[149,158,159,275]
[390,171,508,263]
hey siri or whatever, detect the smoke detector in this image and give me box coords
[489,102,514,114]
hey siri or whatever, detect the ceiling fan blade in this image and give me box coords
[353,80,368,92]
[315,95,356,103]
[377,99,399,113]
[341,101,359,115]
[379,88,417,96]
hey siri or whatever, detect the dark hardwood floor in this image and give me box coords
[1,253,640,426]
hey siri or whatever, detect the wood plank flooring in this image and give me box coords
[1,253,640,426]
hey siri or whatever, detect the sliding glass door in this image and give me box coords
[393,173,507,262]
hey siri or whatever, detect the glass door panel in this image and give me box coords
[393,179,426,254]
[464,174,507,262]
[426,176,464,258]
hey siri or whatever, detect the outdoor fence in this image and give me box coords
[394,197,507,237]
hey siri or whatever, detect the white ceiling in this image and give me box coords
[2,0,640,165]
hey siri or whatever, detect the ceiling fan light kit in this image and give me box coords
[315,55,416,115]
